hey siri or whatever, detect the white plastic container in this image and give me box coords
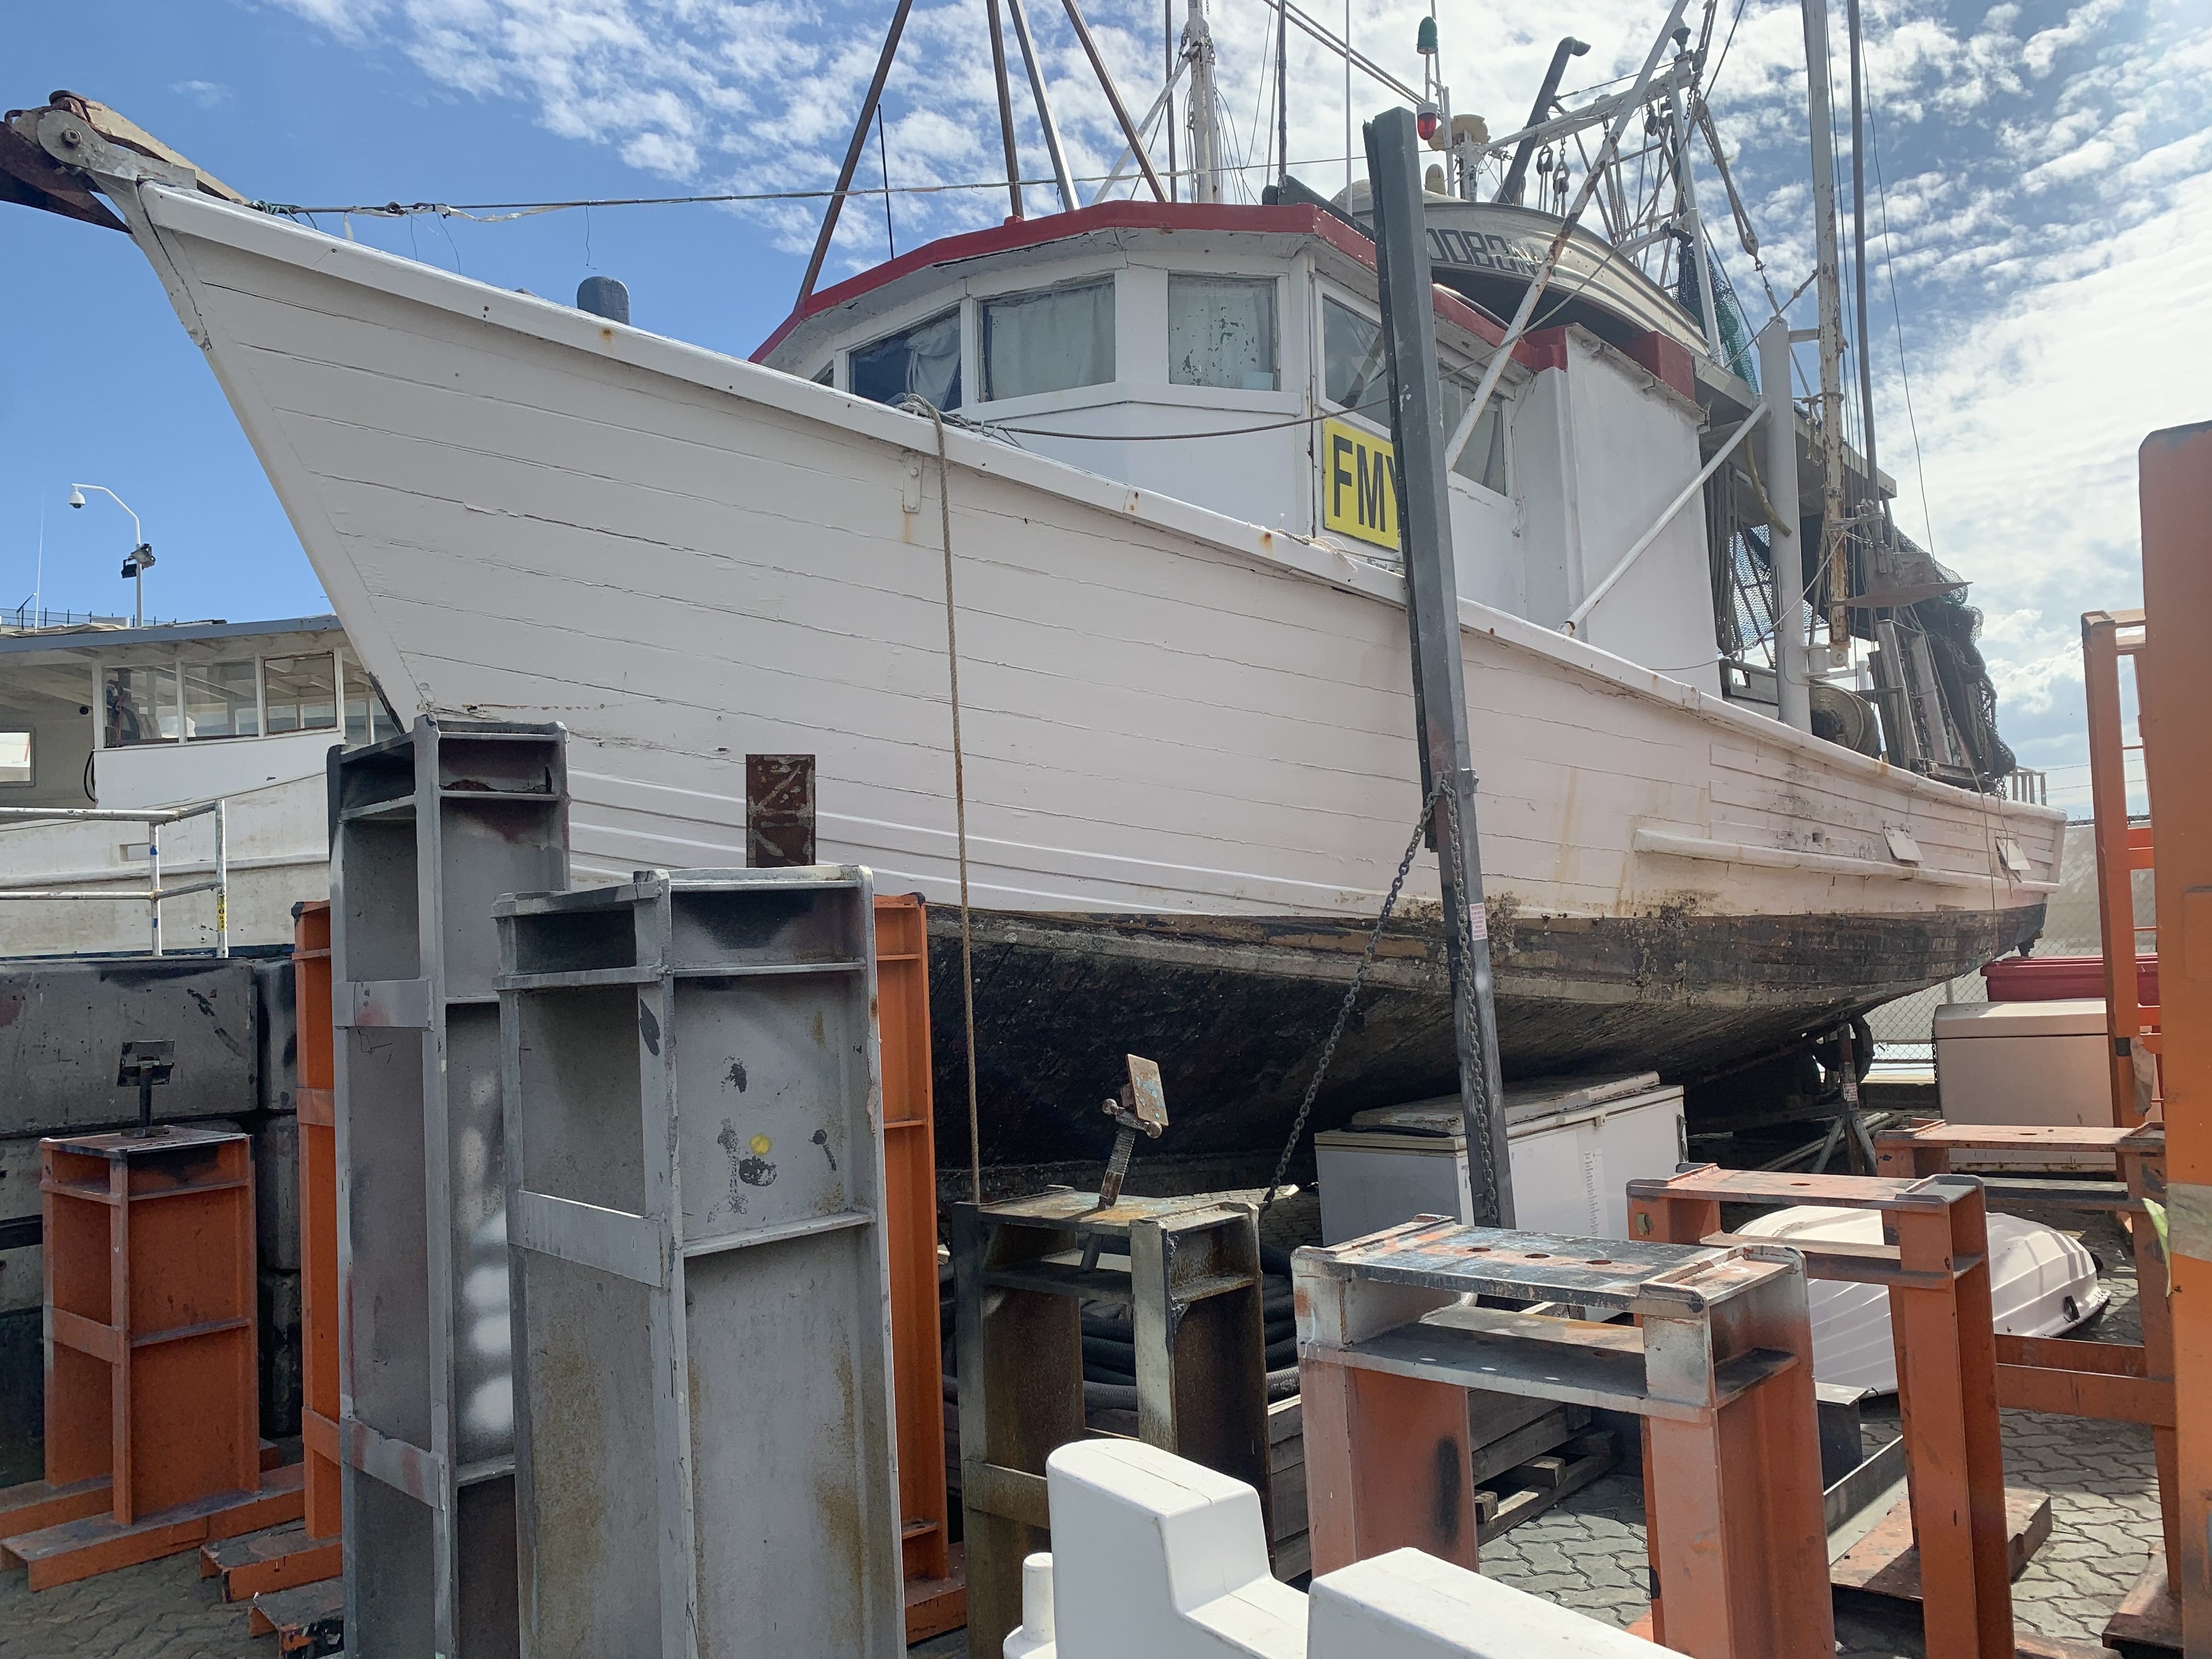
[1313,1073,1685,1244]
[1933,998,2114,1169]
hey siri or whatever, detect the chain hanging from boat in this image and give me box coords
[1257,777,1497,1220]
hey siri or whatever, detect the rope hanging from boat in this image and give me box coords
[902,396,986,1205]
[1258,778,1446,1216]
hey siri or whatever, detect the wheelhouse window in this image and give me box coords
[263,653,338,734]
[340,648,403,746]
[184,659,259,740]
[103,665,178,747]
[1440,370,1509,495]
[0,731,30,785]
[849,307,962,411]
[1170,276,1278,390]
[981,279,1114,402]
[1322,297,1387,413]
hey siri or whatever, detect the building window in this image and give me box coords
[184,659,260,740]
[1170,276,1278,390]
[1440,370,1509,495]
[981,279,1115,402]
[811,361,834,387]
[103,665,179,747]
[1322,297,1387,413]
[0,731,29,785]
[340,648,403,746]
[264,653,338,734]
[849,307,962,411]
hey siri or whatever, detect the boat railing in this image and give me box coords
[0,798,231,956]
[2007,769,2049,805]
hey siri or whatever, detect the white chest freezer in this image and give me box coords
[1932,998,2115,1170]
[1313,1073,1686,1245]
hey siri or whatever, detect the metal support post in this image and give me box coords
[953,1191,1270,1657]
[2136,419,2212,1650]
[332,719,568,1659]
[499,868,905,1659]
[1759,317,1813,733]
[1629,1166,2013,1659]
[2083,608,2155,1126]
[1294,1218,1832,1659]
[1362,106,1512,1226]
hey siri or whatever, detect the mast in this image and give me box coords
[1846,0,1885,539]
[1800,0,1851,652]
[1672,89,1723,360]
[1184,0,1222,202]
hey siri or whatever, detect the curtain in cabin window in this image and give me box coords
[981,280,1115,401]
[850,307,963,411]
[1169,276,1278,391]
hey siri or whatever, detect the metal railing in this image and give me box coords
[0,799,229,956]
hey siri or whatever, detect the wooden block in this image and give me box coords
[2103,1562,2182,1656]
[248,1573,345,1654]
[1269,1530,1311,1583]
[1269,1461,1308,1542]
[1268,1395,1302,1444]
[6,1464,306,1590]
[1512,1454,1571,1492]
[200,1521,341,1600]
[904,1543,966,1645]
[1474,1434,1618,1545]
[1831,1486,2052,1604]
[1471,1403,1577,1486]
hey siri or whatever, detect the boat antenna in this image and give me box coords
[1846,0,1889,546]
[1496,36,1588,205]
[798,0,918,300]
[874,109,896,257]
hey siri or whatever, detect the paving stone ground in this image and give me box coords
[0,1215,2160,1657]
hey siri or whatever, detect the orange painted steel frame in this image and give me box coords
[1630,1166,2012,1659]
[2136,420,2212,1649]
[1297,1218,1832,1659]
[29,1126,269,1585]
[876,894,960,1637]
[295,901,341,1545]
[2083,607,2157,1126]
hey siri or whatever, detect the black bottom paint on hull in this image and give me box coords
[921,901,2045,1167]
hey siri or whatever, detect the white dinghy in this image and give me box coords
[1737,1205,2108,1393]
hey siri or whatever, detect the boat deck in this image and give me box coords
[0,1210,2157,1658]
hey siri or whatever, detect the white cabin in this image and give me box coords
[758,202,1725,697]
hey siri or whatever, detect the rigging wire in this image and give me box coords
[1866,99,1940,561]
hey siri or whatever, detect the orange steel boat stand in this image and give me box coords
[2134,421,2212,1655]
[201,901,347,1608]
[876,893,965,1642]
[1295,1217,1833,1659]
[1873,1119,2179,1652]
[1630,1165,2015,1659]
[0,1126,301,1589]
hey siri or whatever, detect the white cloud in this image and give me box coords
[171,79,236,108]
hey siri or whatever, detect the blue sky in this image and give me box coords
[4,0,2208,813]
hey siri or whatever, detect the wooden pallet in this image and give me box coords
[248,1574,345,1655]
[1476,1431,1618,1542]
[199,1520,341,1601]
[1831,1485,2052,1604]
[0,1462,304,1590]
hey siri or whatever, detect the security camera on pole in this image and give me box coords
[67,483,155,626]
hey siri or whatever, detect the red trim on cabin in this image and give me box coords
[1521,326,1572,374]
[1621,329,1699,402]
[751,200,1531,366]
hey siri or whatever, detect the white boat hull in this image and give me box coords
[104,183,2065,1156]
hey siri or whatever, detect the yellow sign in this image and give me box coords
[1321,417,1399,550]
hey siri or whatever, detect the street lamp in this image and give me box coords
[67,483,156,627]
